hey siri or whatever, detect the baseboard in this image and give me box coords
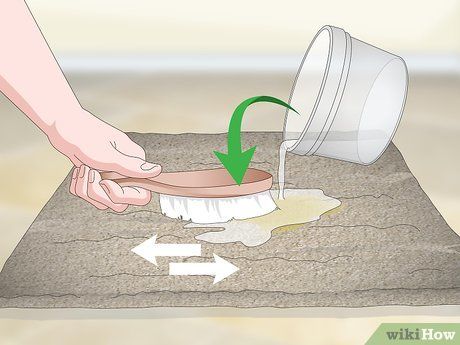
[56,54,460,75]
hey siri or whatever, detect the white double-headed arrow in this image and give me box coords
[131,235,239,283]
[169,254,239,284]
[131,235,201,266]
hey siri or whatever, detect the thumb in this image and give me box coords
[109,151,162,178]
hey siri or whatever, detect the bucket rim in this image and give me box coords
[283,25,348,154]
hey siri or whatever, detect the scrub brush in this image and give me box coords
[101,95,297,223]
[101,167,276,223]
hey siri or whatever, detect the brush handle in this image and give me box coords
[100,168,273,198]
[100,171,176,195]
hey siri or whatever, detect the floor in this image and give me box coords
[2,133,458,309]
[0,73,459,343]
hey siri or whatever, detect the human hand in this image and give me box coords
[48,108,161,212]
[0,2,159,212]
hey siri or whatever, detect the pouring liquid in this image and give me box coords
[278,140,297,200]
[184,139,341,247]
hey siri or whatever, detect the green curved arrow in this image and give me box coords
[214,95,298,185]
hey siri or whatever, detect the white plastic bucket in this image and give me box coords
[283,25,408,164]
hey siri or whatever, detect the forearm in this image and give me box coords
[0,0,82,137]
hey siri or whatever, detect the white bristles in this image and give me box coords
[159,191,277,224]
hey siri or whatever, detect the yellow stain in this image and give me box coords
[189,189,341,247]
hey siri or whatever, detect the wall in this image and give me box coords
[27,0,460,55]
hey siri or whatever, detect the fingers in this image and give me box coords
[105,137,161,178]
[99,179,151,206]
[73,134,161,179]
[115,137,146,160]
[87,169,128,213]
[69,167,78,195]
[109,153,162,179]
[69,165,150,212]
[74,165,108,210]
